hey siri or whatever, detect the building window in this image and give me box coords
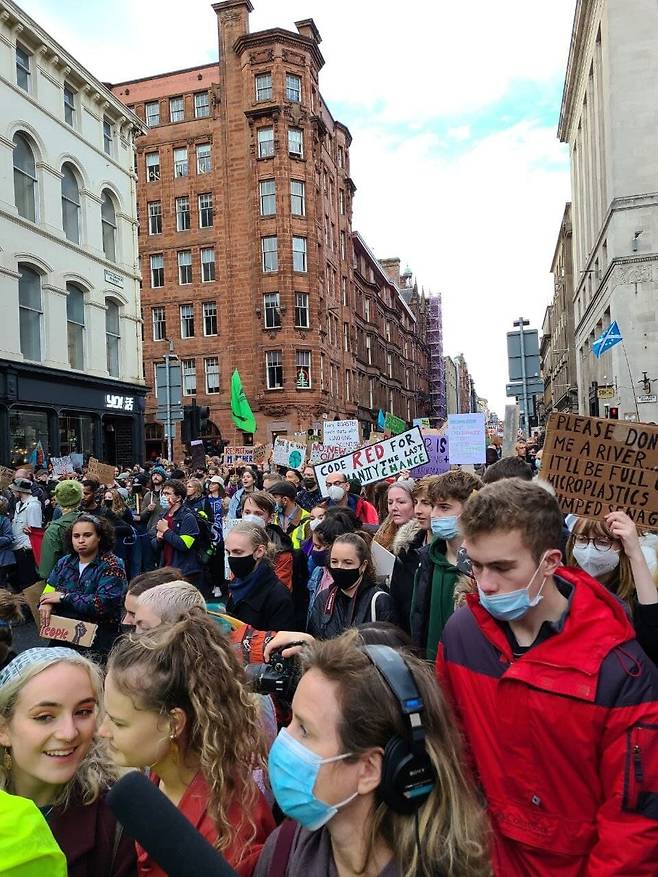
[18,265,42,362]
[194,92,210,118]
[294,292,309,328]
[196,143,212,174]
[255,72,272,102]
[146,152,160,181]
[296,350,311,388]
[366,334,372,365]
[205,357,220,393]
[198,192,213,227]
[13,133,37,222]
[145,101,160,127]
[339,189,345,215]
[290,179,305,216]
[320,353,325,390]
[180,303,195,338]
[64,85,76,126]
[101,190,117,262]
[152,306,166,341]
[148,201,162,235]
[266,351,283,389]
[176,196,190,231]
[16,43,30,91]
[258,127,274,158]
[201,248,216,283]
[61,163,80,244]
[178,250,192,285]
[262,236,278,273]
[182,359,196,395]
[387,352,393,378]
[345,370,351,402]
[340,231,346,260]
[365,299,370,322]
[337,145,344,168]
[150,254,164,288]
[66,283,85,370]
[264,292,281,329]
[259,179,276,216]
[203,300,217,335]
[103,118,113,156]
[288,127,303,158]
[343,323,350,352]
[292,236,307,272]
[342,276,348,306]
[174,147,188,177]
[169,96,184,123]
[286,73,302,103]
[106,301,120,377]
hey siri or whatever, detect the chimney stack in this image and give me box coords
[294,18,322,45]
[213,0,253,59]
[379,258,401,288]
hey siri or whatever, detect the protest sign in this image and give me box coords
[448,414,486,465]
[313,427,429,495]
[273,438,307,469]
[502,405,520,457]
[413,417,431,429]
[541,413,658,530]
[412,430,450,477]
[223,447,255,465]
[371,540,396,587]
[40,615,97,648]
[323,419,360,447]
[368,432,385,445]
[86,457,116,485]
[309,442,358,464]
[384,412,406,435]
[70,453,84,470]
[51,456,74,477]
[0,466,14,489]
[190,440,206,470]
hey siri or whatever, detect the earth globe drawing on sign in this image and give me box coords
[289,450,303,469]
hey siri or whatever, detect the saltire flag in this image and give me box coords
[231,369,256,434]
[592,321,623,358]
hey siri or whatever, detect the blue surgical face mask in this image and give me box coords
[431,515,460,540]
[160,495,170,511]
[268,728,357,830]
[477,552,548,622]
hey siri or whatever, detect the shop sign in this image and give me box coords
[638,395,657,404]
[105,394,135,412]
[104,269,124,289]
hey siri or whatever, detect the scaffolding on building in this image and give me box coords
[427,291,447,426]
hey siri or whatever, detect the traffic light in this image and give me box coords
[182,406,193,445]
[196,406,210,436]
[609,406,619,420]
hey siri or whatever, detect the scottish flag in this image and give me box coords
[592,321,623,358]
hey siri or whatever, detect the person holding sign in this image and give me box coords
[437,479,658,877]
[566,511,658,666]
[39,516,127,660]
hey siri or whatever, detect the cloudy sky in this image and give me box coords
[20,0,576,414]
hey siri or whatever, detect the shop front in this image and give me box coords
[1,361,146,467]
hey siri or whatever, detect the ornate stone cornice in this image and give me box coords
[234,28,324,71]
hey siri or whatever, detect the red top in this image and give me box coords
[161,512,175,567]
[136,772,275,877]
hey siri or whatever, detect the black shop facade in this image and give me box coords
[1,361,146,468]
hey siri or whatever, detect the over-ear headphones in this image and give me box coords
[362,644,436,814]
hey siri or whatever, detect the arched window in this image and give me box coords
[13,133,37,221]
[101,190,117,262]
[61,163,80,243]
[66,283,85,370]
[18,264,42,361]
[106,300,120,377]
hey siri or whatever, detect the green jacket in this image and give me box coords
[0,790,67,876]
[409,537,460,663]
[38,510,81,580]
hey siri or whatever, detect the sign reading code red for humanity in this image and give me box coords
[542,413,658,530]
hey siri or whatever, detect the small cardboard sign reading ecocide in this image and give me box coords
[542,413,658,530]
[313,427,429,495]
[40,615,98,647]
[323,419,360,447]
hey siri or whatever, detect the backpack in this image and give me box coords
[189,501,216,565]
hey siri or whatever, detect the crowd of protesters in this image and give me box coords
[0,435,657,876]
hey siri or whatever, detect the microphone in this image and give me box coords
[106,771,239,877]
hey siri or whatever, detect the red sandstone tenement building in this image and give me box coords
[111,0,428,457]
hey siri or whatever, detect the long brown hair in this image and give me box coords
[302,630,490,877]
[106,611,266,857]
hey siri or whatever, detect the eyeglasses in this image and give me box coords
[326,479,347,487]
[573,535,618,551]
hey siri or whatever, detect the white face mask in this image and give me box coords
[242,513,266,528]
[309,518,323,531]
[327,485,345,502]
[572,544,620,578]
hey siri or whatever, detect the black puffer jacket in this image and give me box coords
[307,576,395,640]
[389,520,427,634]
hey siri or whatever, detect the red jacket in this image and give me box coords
[436,566,658,877]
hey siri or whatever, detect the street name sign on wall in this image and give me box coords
[542,413,658,531]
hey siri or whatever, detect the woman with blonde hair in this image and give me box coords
[100,611,274,876]
[373,480,416,551]
[0,647,136,875]
[256,628,490,877]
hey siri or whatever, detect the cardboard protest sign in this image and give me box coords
[313,427,429,495]
[273,438,307,469]
[86,457,116,485]
[371,540,396,587]
[309,442,359,464]
[51,456,74,477]
[0,466,14,489]
[224,447,255,465]
[412,430,450,477]
[40,615,98,648]
[368,432,385,445]
[323,419,360,447]
[413,417,431,429]
[448,414,486,465]
[190,440,206,470]
[541,413,658,530]
[384,412,407,435]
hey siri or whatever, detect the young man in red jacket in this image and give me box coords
[436,478,658,877]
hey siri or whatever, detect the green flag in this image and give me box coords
[231,369,256,434]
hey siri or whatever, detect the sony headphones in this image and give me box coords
[362,644,436,814]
